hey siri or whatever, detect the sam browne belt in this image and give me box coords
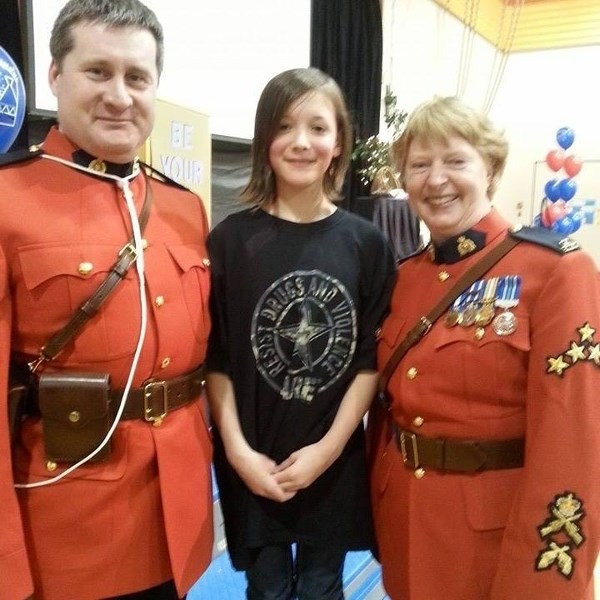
[115,366,205,422]
[396,428,525,473]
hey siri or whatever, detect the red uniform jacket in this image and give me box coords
[369,210,600,600]
[0,128,213,600]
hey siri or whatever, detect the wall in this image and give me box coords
[382,0,600,267]
[25,0,310,140]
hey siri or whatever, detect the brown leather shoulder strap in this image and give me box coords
[29,180,153,372]
[378,235,520,394]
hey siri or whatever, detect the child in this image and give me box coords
[206,67,396,599]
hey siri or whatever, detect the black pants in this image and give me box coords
[246,543,345,600]
[108,580,184,600]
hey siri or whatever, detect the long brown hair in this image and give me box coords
[241,67,353,208]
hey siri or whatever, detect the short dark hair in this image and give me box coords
[241,67,353,208]
[50,0,164,75]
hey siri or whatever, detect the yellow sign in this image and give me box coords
[141,98,211,222]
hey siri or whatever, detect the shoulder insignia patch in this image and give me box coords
[0,146,44,168]
[535,491,586,580]
[546,322,599,377]
[509,225,580,254]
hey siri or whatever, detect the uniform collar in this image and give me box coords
[428,209,508,264]
[71,149,138,178]
[36,127,139,178]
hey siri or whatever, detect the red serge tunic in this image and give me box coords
[370,209,600,600]
[0,128,213,600]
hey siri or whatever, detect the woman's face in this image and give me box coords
[403,135,492,242]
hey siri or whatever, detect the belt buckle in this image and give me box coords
[143,380,168,426]
[399,431,420,468]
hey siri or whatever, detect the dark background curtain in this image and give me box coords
[310,0,383,211]
[1,0,29,151]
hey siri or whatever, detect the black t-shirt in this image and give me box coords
[207,207,396,569]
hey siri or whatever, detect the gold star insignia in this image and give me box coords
[566,341,586,363]
[588,344,600,366]
[578,322,596,343]
[547,355,570,377]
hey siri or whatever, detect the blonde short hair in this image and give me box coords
[392,96,508,197]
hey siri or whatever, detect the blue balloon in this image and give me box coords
[559,178,577,201]
[571,210,584,232]
[552,215,574,235]
[556,127,575,150]
[0,46,27,153]
[544,179,561,202]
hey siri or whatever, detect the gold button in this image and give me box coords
[68,410,81,423]
[161,357,171,369]
[407,367,418,380]
[414,468,426,479]
[141,238,148,250]
[202,258,211,267]
[29,144,41,152]
[152,417,164,428]
[438,271,450,282]
[474,327,485,340]
[155,295,165,308]
[375,327,382,338]
[78,261,93,276]
[46,460,58,472]
[412,416,424,427]
[88,158,106,173]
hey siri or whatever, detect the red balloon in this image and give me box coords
[542,199,568,227]
[546,149,565,172]
[564,154,583,177]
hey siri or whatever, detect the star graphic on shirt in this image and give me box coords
[565,341,586,363]
[546,355,570,377]
[277,301,333,370]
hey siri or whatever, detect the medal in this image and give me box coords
[492,311,517,336]
[445,288,470,328]
[475,302,496,326]
[459,305,478,327]
[444,309,460,327]
[492,276,521,336]
[458,280,484,328]
[475,277,498,326]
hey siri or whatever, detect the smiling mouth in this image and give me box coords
[427,195,458,207]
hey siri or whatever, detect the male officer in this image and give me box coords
[0,1,212,598]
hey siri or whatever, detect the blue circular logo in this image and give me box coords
[0,46,26,153]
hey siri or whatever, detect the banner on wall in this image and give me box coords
[140,98,211,221]
[0,46,26,153]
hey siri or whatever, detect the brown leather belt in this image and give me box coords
[113,366,205,422]
[28,366,205,423]
[395,428,524,473]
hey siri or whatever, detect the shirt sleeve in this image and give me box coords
[205,225,232,377]
[353,230,397,372]
[491,249,600,599]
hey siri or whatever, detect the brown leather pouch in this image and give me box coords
[38,372,111,463]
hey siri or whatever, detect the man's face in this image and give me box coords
[49,21,159,163]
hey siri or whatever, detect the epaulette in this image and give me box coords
[0,146,44,168]
[509,224,581,254]
[140,161,190,192]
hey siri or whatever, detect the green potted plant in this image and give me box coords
[352,86,407,193]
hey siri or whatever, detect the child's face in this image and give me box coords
[268,90,341,196]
